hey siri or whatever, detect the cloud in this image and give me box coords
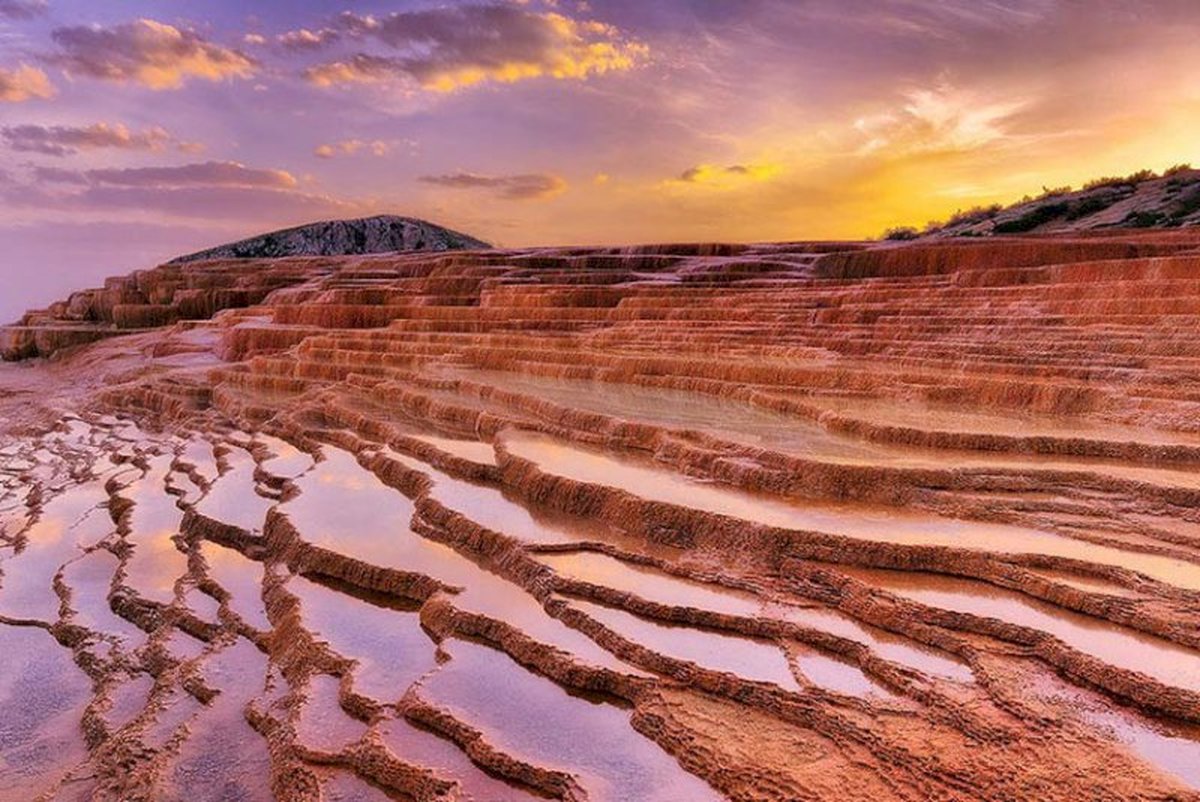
[61,185,359,221]
[313,138,402,159]
[0,64,55,102]
[304,4,646,92]
[84,161,297,189]
[30,160,296,189]
[0,122,196,156]
[276,27,340,51]
[0,0,47,20]
[31,165,89,184]
[303,54,403,88]
[419,171,567,200]
[852,83,1027,157]
[10,159,358,222]
[675,163,781,185]
[49,18,256,90]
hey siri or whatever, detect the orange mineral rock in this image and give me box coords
[2,230,1200,801]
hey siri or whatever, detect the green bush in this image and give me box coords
[1083,169,1157,191]
[882,226,920,241]
[1167,185,1200,222]
[993,202,1069,233]
[1065,194,1117,220]
[943,204,1003,227]
[1124,209,1165,228]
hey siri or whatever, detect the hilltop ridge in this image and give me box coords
[888,165,1200,240]
[169,215,490,263]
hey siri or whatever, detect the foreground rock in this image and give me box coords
[2,230,1200,801]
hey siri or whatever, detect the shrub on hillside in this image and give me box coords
[1065,193,1120,220]
[1124,209,1166,228]
[993,202,1069,233]
[943,204,1003,228]
[1166,165,1200,188]
[1038,185,1073,199]
[882,226,920,241]
[1167,185,1200,223]
[1083,169,1157,191]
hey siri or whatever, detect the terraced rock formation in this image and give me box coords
[0,216,489,361]
[2,229,1200,801]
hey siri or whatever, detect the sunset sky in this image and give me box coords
[2,0,1199,318]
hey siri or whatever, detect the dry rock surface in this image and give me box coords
[2,230,1200,801]
[921,167,1200,238]
[171,215,491,264]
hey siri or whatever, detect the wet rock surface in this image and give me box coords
[2,231,1200,800]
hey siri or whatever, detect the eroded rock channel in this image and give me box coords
[3,233,1200,800]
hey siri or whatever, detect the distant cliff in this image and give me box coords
[169,215,490,263]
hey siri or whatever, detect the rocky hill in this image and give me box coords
[889,165,1200,239]
[169,215,490,263]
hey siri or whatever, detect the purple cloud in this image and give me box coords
[1,122,191,156]
[304,4,646,91]
[0,0,47,20]
[419,171,567,200]
[49,18,256,89]
[82,161,297,189]
[276,27,340,51]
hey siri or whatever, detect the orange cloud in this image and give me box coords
[305,6,645,92]
[50,19,256,90]
[0,64,55,102]
[313,139,402,159]
[1,122,189,156]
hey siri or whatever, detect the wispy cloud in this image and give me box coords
[419,171,567,200]
[675,163,781,185]
[313,138,410,159]
[82,161,296,188]
[276,27,340,51]
[1,122,200,156]
[852,82,1028,157]
[9,159,358,222]
[48,19,256,90]
[0,0,47,20]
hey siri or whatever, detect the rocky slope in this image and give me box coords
[0,216,490,360]
[903,165,1200,238]
[2,230,1200,801]
[170,215,490,263]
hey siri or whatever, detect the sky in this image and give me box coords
[1,0,1199,319]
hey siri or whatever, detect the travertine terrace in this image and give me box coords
[3,230,1200,801]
